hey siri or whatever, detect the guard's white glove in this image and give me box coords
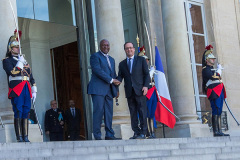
[32,92,37,103]
[149,66,155,80]
[16,55,24,69]
[18,54,25,63]
[217,64,224,70]
[31,86,37,103]
[216,63,224,76]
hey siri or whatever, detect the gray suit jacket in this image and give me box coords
[87,51,118,97]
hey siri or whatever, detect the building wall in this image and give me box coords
[0,0,17,109]
[1,0,240,140]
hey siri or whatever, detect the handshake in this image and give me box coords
[113,79,121,85]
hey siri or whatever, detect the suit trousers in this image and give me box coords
[92,89,115,139]
[69,130,80,141]
[127,88,148,135]
[49,132,64,141]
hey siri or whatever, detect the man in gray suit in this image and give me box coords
[88,39,121,140]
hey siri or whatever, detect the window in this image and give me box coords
[185,1,211,117]
[17,0,76,26]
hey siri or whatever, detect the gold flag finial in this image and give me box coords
[136,34,140,47]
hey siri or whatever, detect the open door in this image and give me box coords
[51,41,85,140]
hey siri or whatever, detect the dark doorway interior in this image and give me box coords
[51,41,85,140]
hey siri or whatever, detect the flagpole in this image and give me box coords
[144,22,153,66]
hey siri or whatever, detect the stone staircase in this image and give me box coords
[0,136,240,160]
[0,107,14,125]
[0,107,43,143]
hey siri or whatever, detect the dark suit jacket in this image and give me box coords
[87,51,118,97]
[44,108,64,133]
[117,56,150,98]
[65,108,81,132]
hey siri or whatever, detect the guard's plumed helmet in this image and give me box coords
[8,29,22,51]
[202,44,216,67]
[138,46,149,60]
[204,44,216,60]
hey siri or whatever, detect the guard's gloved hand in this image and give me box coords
[16,55,25,69]
[217,63,224,76]
[18,54,27,64]
[149,66,155,80]
[31,86,37,103]
[32,92,37,103]
[217,63,224,70]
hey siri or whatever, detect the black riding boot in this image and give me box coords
[212,115,222,137]
[149,119,156,138]
[14,118,24,142]
[146,118,151,137]
[217,115,230,136]
[22,118,30,142]
[147,118,156,139]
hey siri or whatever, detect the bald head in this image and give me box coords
[100,39,110,54]
[50,100,57,110]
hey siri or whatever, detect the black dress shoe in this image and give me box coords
[95,137,102,140]
[135,134,145,139]
[105,136,122,140]
[129,133,140,139]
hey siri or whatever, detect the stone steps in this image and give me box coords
[0,107,14,125]
[0,136,239,159]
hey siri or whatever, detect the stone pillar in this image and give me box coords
[94,0,133,139]
[0,0,17,109]
[161,0,211,137]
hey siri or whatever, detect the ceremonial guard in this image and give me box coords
[202,45,229,137]
[138,46,156,138]
[2,30,37,142]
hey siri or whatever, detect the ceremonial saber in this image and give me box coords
[224,99,240,126]
[8,0,22,55]
[32,101,43,135]
[155,90,181,121]
[144,22,153,66]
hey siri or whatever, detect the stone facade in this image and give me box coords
[0,0,240,142]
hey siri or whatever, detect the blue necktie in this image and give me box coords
[128,58,132,73]
[72,108,75,117]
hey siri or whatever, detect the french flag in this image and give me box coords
[154,46,176,129]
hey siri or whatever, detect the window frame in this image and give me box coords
[185,0,208,115]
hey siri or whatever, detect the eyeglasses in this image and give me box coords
[124,47,134,50]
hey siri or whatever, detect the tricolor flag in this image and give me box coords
[154,46,176,129]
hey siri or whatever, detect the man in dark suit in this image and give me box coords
[87,39,121,140]
[65,100,81,141]
[45,100,64,141]
[117,42,150,139]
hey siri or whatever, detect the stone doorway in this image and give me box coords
[51,41,86,140]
